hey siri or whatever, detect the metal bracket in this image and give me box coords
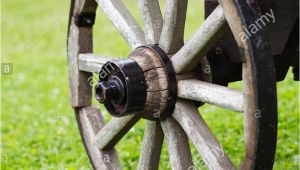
[75,13,96,27]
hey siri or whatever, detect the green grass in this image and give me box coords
[1,0,299,169]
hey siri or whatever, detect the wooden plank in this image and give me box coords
[159,0,188,54]
[67,0,97,107]
[138,0,163,44]
[171,5,228,73]
[172,100,234,169]
[161,117,194,170]
[178,79,243,112]
[96,0,145,49]
[95,115,140,150]
[78,53,112,73]
[137,121,164,170]
[76,106,121,170]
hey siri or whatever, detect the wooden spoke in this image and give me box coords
[78,53,112,73]
[171,5,228,73]
[172,100,234,169]
[217,0,246,48]
[76,106,121,170]
[95,115,140,150]
[96,0,145,49]
[138,0,163,44]
[159,0,188,54]
[178,79,244,112]
[137,121,164,170]
[161,117,194,170]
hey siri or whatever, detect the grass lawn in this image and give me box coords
[1,0,299,169]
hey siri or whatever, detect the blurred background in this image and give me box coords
[1,0,299,169]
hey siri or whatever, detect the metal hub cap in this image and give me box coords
[95,45,177,120]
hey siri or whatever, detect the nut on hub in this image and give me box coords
[95,45,177,120]
[95,59,146,116]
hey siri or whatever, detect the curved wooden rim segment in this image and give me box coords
[219,0,277,169]
[75,107,122,170]
[67,0,97,107]
[68,1,122,169]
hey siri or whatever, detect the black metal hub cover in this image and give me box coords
[95,59,146,117]
[95,45,177,119]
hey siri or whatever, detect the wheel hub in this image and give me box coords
[95,45,177,120]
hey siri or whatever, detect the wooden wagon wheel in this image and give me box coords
[67,0,277,169]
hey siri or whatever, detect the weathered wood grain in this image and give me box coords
[138,0,163,44]
[175,72,198,80]
[218,1,257,167]
[95,115,140,150]
[159,0,188,54]
[129,47,169,119]
[146,78,168,91]
[161,117,194,170]
[67,0,97,107]
[178,79,244,112]
[172,100,235,170]
[96,0,145,49]
[130,49,163,72]
[78,53,112,73]
[217,1,245,48]
[146,90,169,103]
[76,106,121,170]
[171,5,228,73]
[144,68,166,80]
[137,121,164,170]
